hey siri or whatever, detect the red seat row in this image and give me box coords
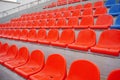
[0,29,120,56]
[0,42,119,80]
[0,15,113,29]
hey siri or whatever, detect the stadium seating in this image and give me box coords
[19,29,28,41]
[67,17,79,28]
[91,30,120,56]
[13,29,21,40]
[105,0,116,7]
[111,15,120,29]
[15,50,44,78]
[66,60,100,80]
[75,4,83,10]
[72,9,81,17]
[27,29,37,42]
[107,69,120,80]
[63,11,71,18]
[90,14,113,29]
[82,8,93,16]
[68,29,96,51]
[4,47,29,70]
[84,2,92,9]
[0,43,9,57]
[55,18,67,28]
[0,45,18,64]
[75,16,94,28]
[38,29,59,45]
[29,54,66,80]
[55,12,62,18]
[94,7,107,16]
[109,4,120,16]
[93,1,104,9]
[51,29,75,48]
[47,19,56,28]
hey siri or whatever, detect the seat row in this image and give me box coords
[0,42,119,80]
[45,1,104,9]
[105,0,120,7]
[0,15,113,29]
[0,29,120,56]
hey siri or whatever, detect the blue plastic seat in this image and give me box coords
[105,0,116,7]
[111,15,120,29]
[109,4,120,16]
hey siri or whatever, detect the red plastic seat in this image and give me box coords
[15,50,45,78]
[91,30,120,56]
[37,29,47,43]
[0,45,18,64]
[33,20,41,28]
[47,19,56,28]
[29,54,66,80]
[90,14,113,29]
[93,1,104,9]
[0,43,9,57]
[27,29,37,42]
[94,7,107,16]
[39,29,59,45]
[13,29,21,40]
[47,13,54,18]
[59,7,67,12]
[4,47,29,70]
[55,18,67,28]
[68,29,96,51]
[75,4,83,10]
[107,69,120,80]
[8,29,15,39]
[51,29,75,48]
[66,17,79,28]
[20,29,28,41]
[75,16,94,28]
[84,2,93,9]
[66,60,100,80]
[82,8,93,16]
[67,6,75,11]
[55,12,62,18]
[72,9,81,17]
[40,19,47,28]
[63,11,71,18]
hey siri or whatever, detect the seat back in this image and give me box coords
[95,15,113,26]
[66,60,100,80]
[7,45,18,57]
[68,17,79,26]
[43,54,66,79]
[63,11,71,17]
[94,1,104,8]
[84,2,92,9]
[82,8,93,16]
[109,4,120,15]
[80,16,94,26]
[0,43,9,54]
[76,29,96,46]
[75,4,82,9]
[68,6,75,11]
[72,9,81,17]
[97,30,120,49]
[37,29,46,40]
[59,29,75,43]
[56,18,67,27]
[29,50,44,68]
[20,29,28,40]
[55,12,62,18]
[107,69,120,80]
[94,7,107,15]
[105,0,116,6]
[40,19,47,26]
[14,29,21,39]
[27,29,37,40]
[46,29,59,42]
[47,19,56,26]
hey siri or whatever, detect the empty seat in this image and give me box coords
[37,29,47,43]
[29,54,66,80]
[67,17,79,28]
[68,29,96,51]
[4,47,29,70]
[47,19,56,28]
[27,29,37,42]
[90,14,113,29]
[40,19,47,28]
[33,20,41,28]
[19,29,28,41]
[0,45,18,64]
[13,29,21,40]
[82,8,93,16]
[39,29,59,45]
[67,6,75,11]
[63,11,71,18]
[47,13,54,18]
[94,7,107,16]
[105,0,116,7]
[111,15,120,29]
[84,2,93,9]
[59,7,67,12]
[91,30,120,56]
[66,60,100,80]
[72,9,81,17]
[109,4,120,16]
[55,12,62,18]
[55,18,67,28]
[51,29,75,48]
[75,4,83,10]
[75,16,94,28]
[15,50,44,78]
[0,43,9,57]
[107,69,120,80]
[93,1,104,8]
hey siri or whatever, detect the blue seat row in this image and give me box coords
[109,4,120,16]
[105,0,120,7]
[111,15,120,29]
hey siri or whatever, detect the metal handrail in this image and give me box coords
[0,0,50,18]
